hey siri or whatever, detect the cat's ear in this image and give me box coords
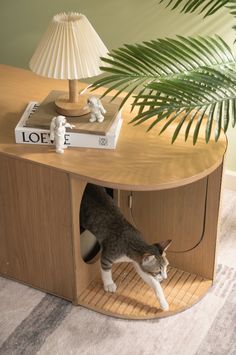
[142,253,156,266]
[155,239,172,255]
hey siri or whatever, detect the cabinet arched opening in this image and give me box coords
[79,184,115,264]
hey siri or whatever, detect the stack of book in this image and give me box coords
[15,91,123,149]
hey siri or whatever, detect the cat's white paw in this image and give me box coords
[160,300,169,311]
[104,282,117,293]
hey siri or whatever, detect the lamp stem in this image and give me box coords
[69,79,78,103]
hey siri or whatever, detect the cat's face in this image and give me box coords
[141,240,171,282]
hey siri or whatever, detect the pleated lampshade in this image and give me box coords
[29,12,108,116]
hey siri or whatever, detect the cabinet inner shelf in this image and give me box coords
[78,262,212,319]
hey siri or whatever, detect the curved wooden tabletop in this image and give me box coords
[0,65,227,190]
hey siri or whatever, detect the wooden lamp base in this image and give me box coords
[55,93,90,117]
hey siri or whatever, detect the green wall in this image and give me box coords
[0,0,235,170]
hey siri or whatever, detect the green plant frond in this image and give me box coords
[146,108,174,131]
[170,35,229,66]
[176,36,233,66]
[193,106,208,144]
[160,0,229,17]
[108,79,143,103]
[131,87,146,113]
[91,74,129,90]
[171,112,190,143]
[132,69,236,142]
[146,39,198,70]
[131,88,157,114]
[135,44,180,74]
[227,1,236,16]
[165,38,204,67]
[113,79,148,109]
[205,102,217,142]
[130,106,172,124]
[159,109,189,134]
[185,110,201,141]
[215,101,224,140]
[110,49,158,75]
[182,0,205,13]
[99,63,138,76]
[151,68,236,99]
[101,56,141,75]
[122,44,163,75]
[93,36,235,98]
[212,35,235,62]
[203,67,236,86]
[187,71,229,94]
[140,83,219,109]
[98,77,139,99]
[138,45,175,74]
[191,36,231,63]
[231,98,236,127]
[176,37,216,65]
[223,99,231,133]
[144,82,197,104]
[147,77,219,103]
[201,0,229,17]
[92,36,236,143]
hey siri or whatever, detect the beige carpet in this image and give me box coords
[0,188,236,355]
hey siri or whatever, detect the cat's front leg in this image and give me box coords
[134,263,169,311]
[100,252,117,293]
[154,280,169,311]
[100,267,117,292]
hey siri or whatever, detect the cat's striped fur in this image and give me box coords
[80,184,171,310]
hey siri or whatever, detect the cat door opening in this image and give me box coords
[80,185,114,263]
[80,228,100,263]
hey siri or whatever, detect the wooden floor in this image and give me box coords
[79,263,212,319]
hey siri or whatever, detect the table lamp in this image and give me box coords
[29,12,108,116]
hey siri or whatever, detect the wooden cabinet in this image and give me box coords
[0,65,226,319]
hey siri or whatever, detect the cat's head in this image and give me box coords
[141,239,172,281]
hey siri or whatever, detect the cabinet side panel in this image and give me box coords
[119,165,223,279]
[0,155,74,299]
[119,179,207,251]
[166,165,223,279]
[69,176,101,304]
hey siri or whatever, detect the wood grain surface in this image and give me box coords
[0,154,74,299]
[0,65,227,191]
[119,178,207,251]
[78,263,212,319]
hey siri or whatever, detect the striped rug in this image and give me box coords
[0,188,236,355]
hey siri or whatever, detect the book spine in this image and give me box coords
[15,103,122,150]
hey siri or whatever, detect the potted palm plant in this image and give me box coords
[92,0,236,144]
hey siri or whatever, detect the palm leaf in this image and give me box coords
[225,0,236,16]
[159,0,229,17]
[185,110,200,141]
[205,102,217,142]
[135,70,236,142]
[92,36,236,143]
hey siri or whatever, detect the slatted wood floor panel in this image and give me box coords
[79,263,212,319]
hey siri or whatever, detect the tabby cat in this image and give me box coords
[80,183,172,311]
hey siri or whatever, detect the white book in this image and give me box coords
[15,102,123,149]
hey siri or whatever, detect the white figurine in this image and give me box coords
[87,96,106,123]
[50,115,74,154]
